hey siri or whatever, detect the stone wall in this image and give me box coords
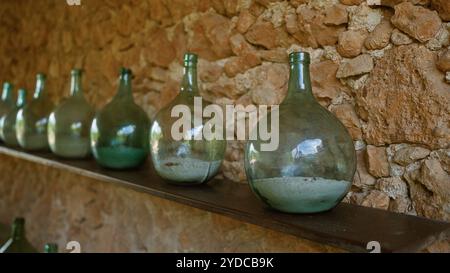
[0,0,449,251]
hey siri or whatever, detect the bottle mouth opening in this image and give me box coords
[36,73,46,80]
[120,67,133,76]
[289,51,310,64]
[184,52,198,66]
[71,69,83,75]
[14,217,25,224]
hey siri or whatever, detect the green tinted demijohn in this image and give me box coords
[150,53,226,185]
[244,51,356,213]
[48,69,95,158]
[0,82,14,122]
[0,89,27,147]
[16,73,54,151]
[90,68,150,169]
[0,218,38,253]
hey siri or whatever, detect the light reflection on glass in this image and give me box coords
[291,139,323,159]
[70,122,82,135]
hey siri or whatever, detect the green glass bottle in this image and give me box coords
[0,89,27,147]
[16,73,54,151]
[150,53,226,185]
[48,69,95,158]
[244,51,356,213]
[44,243,58,253]
[90,68,150,169]
[0,218,38,253]
[0,82,14,142]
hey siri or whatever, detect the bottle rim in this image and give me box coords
[120,67,132,76]
[14,217,25,225]
[289,51,310,64]
[36,73,46,80]
[71,68,83,75]
[184,52,198,66]
[3,82,12,90]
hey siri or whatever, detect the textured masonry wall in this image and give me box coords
[0,0,449,251]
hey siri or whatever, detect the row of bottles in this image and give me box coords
[0,218,58,253]
[0,51,356,214]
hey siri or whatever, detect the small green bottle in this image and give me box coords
[44,243,58,253]
[48,69,95,158]
[0,89,27,147]
[16,73,54,151]
[90,68,150,169]
[150,53,226,185]
[0,218,38,253]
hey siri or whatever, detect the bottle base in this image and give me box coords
[250,176,351,214]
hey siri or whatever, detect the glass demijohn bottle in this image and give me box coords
[244,52,356,213]
[0,218,37,253]
[16,73,54,151]
[150,53,226,185]
[0,88,27,147]
[48,69,95,158]
[90,68,150,169]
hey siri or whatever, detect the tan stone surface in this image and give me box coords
[310,60,349,106]
[355,44,450,149]
[431,0,450,21]
[290,5,345,48]
[361,190,390,210]
[330,103,363,140]
[336,54,374,78]
[391,28,413,45]
[393,146,431,166]
[391,2,442,43]
[324,4,349,26]
[236,10,257,34]
[437,48,450,71]
[366,145,390,178]
[338,30,367,58]
[368,0,430,8]
[364,19,393,50]
[340,0,363,5]
[245,21,278,49]
[405,159,450,221]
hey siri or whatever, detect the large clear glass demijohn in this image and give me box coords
[244,52,356,213]
[16,73,54,151]
[90,68,150,169]
[150,53,226,185]
[48,69,95,158]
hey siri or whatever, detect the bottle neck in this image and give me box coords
[16,90,26,107]
[1,86,13,104]
[34,78,46,99]
[116,73,133,99]
[70,73,83,97]
[180,65,199,94]
[285,62,313,102]
[11,222,25,241]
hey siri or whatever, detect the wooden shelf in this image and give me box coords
[0,145,449,252]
